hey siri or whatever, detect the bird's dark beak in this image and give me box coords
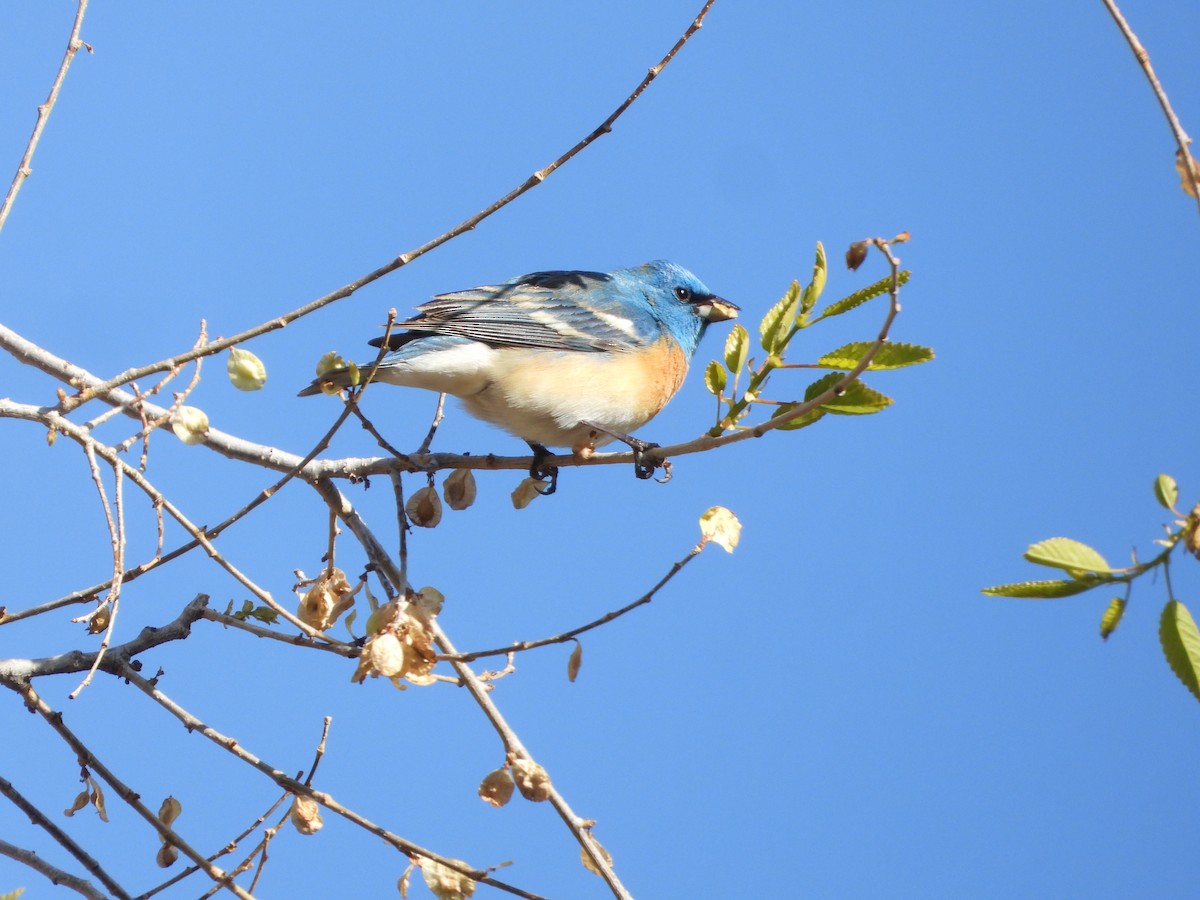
[700,295,739,322]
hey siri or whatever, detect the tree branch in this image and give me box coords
[54,0,720,413]
[1099,0,1200,212]
[0,775,130,899]
[0,0,90,234]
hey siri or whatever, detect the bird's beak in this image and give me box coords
[699,296,739,322]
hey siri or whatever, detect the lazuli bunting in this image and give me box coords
[300,260,738,483]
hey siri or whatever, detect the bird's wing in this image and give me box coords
[388,270,660,353]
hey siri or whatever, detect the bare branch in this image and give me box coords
[444,544,703,663]
[55,0,721,413]
[0,0,91,234]
[309,477,633,897]
[0,775,131,899]
[0,838,110,900]
[4,680,256,899]
[1100,0,1200,212]
[112,661,549,900]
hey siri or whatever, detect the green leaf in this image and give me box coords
[1154,473,1179,511]
[1160,599,1200,703]
[799,242,827,314]
[770,403,825,431]
[704,359,726,395]
[758,281,800,354]
[815,341,935,371]
[1023,537,1112,575]
[982,578,1106,598]
[724,324,749,374]
[1100,597,1126,640]
[816,270,911,321]
[802,372,893,415]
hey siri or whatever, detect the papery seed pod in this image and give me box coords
[580,836,614,877]
[510,756,551,802]
[171,406,209,445]
[227,347,267,391]
[478,767,515,808]
[510,477,544,510]
[290,794,324,835]
[156,843,179,868]
[368,632,410,678]
[442,469,477,510]
[421,859,476,900]
[406,485,443,528]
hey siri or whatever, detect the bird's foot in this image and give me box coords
[527,442,558,496]
[581,422,666,481]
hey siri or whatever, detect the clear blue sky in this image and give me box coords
[3,2,1199,898]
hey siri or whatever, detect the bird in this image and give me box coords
[299,260,738,489]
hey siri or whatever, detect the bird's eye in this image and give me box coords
[674,286,693,302]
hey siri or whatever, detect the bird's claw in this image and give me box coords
[629,439,662,480]
[528,443,558,496]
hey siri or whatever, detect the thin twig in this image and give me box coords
[1099,0,1200,212]
[0,0,91,234]
[0,775,131,899]
[55,0,719,413]
[4,680,255,899]
[112,661,548,900]
[134,791,291,900]
[417,393,447,455]
[198,606,357,657]
[311,478,632,898]
[443,544,703,662]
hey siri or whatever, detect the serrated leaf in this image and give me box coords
[1154,473,1179,511]
[816,270,911,321]
[981,578,1106,598]
[1160,600,1200,703]
[758,281,800,354]
[1024,537,1112,575]
[800,242,827,314]
[1100,597,1126,640]
[770,403,825,431]
[802,373,893,415]
[815,341,935,371]
[704,359,726,395]
[724,324,749,374]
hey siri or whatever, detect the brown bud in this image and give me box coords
[845,241,870,271]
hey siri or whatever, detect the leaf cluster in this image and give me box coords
[703,242,932,436]
[983,474,1200,705]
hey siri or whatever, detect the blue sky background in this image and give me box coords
[3,2,1200,898]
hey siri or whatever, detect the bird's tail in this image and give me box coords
[297,366,359,397]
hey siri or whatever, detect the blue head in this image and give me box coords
[613,260,738,356]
